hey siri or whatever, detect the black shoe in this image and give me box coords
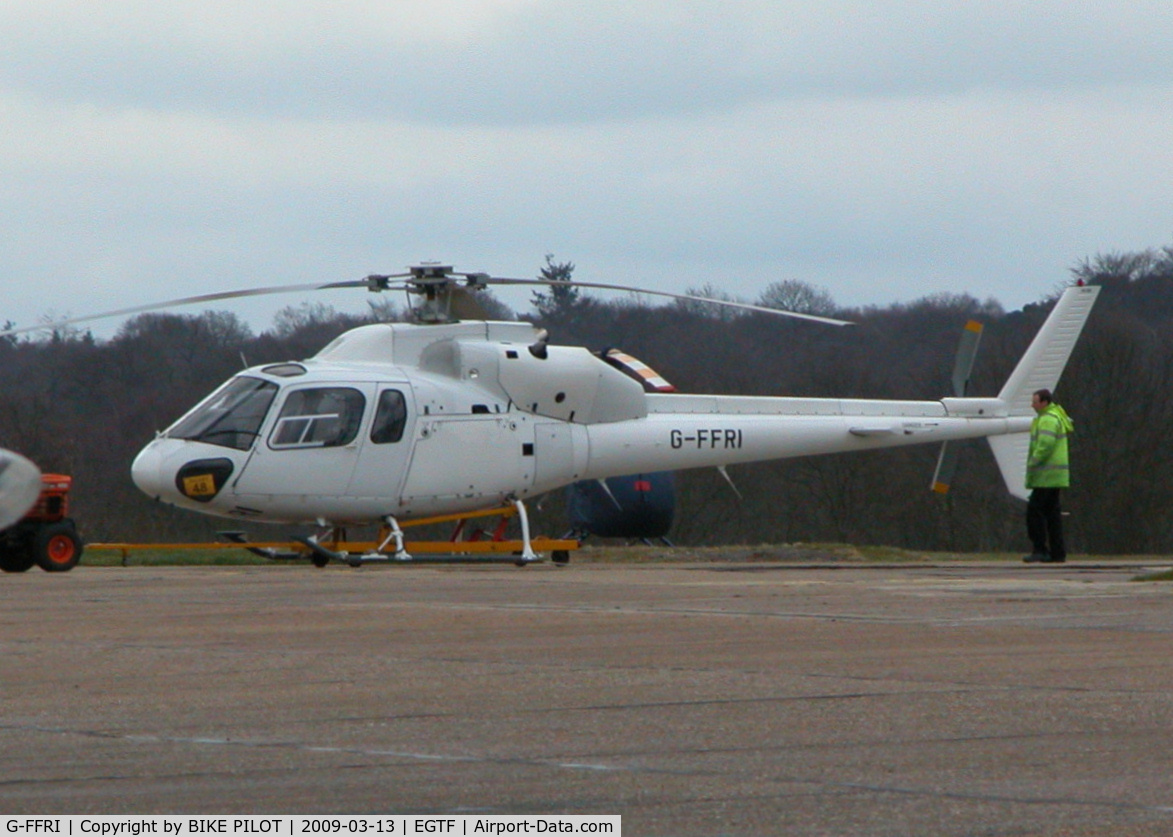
[1042,556,1066,563]
[1023,553,1049,563]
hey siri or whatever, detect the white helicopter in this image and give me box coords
[8,267,1100,564]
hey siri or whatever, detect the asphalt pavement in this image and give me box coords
[4,559,1173,835]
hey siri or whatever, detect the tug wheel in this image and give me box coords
[0,545,36,573]
[35,522,83,572]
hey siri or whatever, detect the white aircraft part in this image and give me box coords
[133,438,247,517]
[315,323,396,363]
[998,285,1100,414]
[533,422,588,493]
[129,281,1100,524]
[410,367,509,416]
[399,414,533,512]
[988,433,1031,501]
[0,449,41,531]
[346,386,418,503]
[393,328,650,425]
[646,394,947,418]
[403,321,541,367]
[233,383,373,499]
[496,345,647,424]
[581,410,1029,479]
[980,284,1100,501]
[939,397,1006,418]
[315,321,542,368]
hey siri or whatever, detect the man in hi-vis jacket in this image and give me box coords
[1023,388,1073,564]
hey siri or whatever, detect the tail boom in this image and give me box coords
[583,406,1029,479]
[581,285,1097,494]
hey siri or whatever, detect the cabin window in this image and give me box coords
[269,387,365,450]
[370,389,408,444]
[168,376,278,452]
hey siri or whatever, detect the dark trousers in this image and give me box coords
[1027,488,1065,561]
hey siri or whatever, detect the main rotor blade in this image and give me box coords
[481,277,854,326]
[0,277,407,338]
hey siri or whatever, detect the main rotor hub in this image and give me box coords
[409,264,455,281]
[402,265,475,323]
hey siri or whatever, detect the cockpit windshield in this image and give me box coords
[167,376,278,451]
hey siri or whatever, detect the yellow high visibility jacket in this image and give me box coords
[1027,403,1073,489]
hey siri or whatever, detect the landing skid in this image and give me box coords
[235,503,579,568]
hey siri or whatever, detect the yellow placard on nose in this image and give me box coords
[183,473,217,497]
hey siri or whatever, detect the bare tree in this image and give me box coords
[757,279,837,316]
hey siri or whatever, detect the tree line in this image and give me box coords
[2,246,1171,554]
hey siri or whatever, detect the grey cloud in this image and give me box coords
[4,2,1173,125]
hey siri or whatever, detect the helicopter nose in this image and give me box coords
[131,444,165,499]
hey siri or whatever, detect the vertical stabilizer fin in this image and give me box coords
[988,433,1031,501]
[997,285,1100,415]
[988,283,1099,499]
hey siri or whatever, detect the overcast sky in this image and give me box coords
[3,1,1172,337]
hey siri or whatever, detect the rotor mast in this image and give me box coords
[363,264,493,324]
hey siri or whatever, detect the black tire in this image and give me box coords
[0,544,36,573]
[34,521,83,572]
[552,550,570,566]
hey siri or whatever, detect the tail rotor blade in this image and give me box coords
[931,441,961,495]
[932,319,985,494]
[950,320,984,397]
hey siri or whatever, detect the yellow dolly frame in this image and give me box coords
[91,504,579,568]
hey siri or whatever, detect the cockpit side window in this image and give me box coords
[168,376,278,451]
[370,389,408,444]
[269,387,365,450]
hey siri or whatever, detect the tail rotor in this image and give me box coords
[930,319,985,494]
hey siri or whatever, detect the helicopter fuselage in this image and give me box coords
[132,286,1098,526]
[133,320,643,524]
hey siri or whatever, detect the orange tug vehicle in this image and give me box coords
[0,474,83,573]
